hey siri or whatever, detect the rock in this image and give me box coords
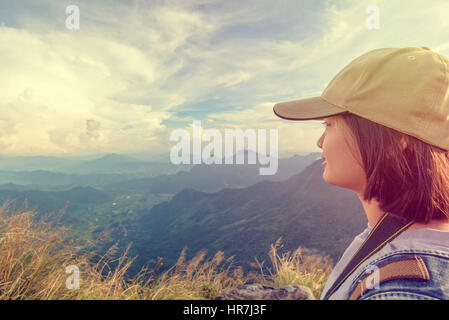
[214,283,315,300]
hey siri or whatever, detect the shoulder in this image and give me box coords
[348,249,449,300]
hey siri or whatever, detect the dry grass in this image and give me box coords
[0,201,252,299]
[254,238,333,298]
[0,201,332,300]
[146,248,256,299]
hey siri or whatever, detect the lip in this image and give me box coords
[322,160,327,167]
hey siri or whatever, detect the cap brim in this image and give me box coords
[273,96,349,120]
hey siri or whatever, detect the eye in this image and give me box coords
[321,121,330,128]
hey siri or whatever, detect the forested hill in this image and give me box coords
[108,159,367,274]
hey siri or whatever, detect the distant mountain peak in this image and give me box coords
[92,153,139,163]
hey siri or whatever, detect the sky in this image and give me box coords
[1,0,449,159]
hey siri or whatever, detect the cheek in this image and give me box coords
[323,158,365,191]
[322,137,366,191]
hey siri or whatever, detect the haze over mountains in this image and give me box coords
[0,153,192,191]
[102,150,321,195]
[0,152,190,173]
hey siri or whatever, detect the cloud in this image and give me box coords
[0,0,448,156]
[205,101,325,156]
[86,119,101,140]
[0,24,172,155]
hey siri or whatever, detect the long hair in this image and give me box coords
[336,113,449,223]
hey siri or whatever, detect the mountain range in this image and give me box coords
[103,158,367,274]
[0,153,193,190]
[102,151,321,195]
[0,151,368,277]
[0,151,324,244]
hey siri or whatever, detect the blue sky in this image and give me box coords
[0,0,448,158]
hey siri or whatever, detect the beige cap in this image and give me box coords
[273,47,449,151]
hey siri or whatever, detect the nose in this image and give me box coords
[317,132,324,149]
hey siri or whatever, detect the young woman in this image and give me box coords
[273,46,449,300]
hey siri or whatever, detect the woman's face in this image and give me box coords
[317,115,367,194]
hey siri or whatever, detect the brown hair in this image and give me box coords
[336,113,449,224]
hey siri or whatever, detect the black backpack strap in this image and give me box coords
[322,211,414,300]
